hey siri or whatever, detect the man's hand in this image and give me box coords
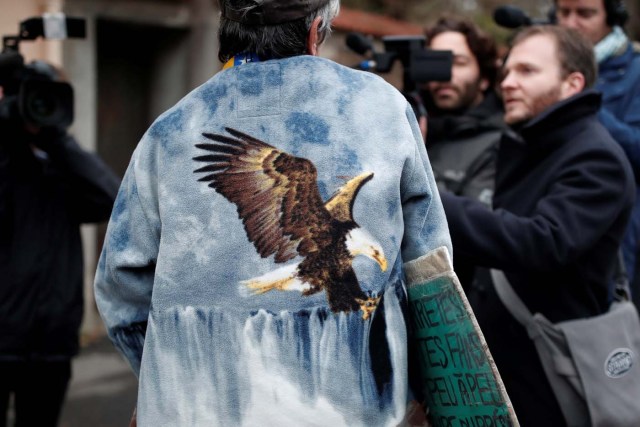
[129,406,137,427]
[419,115,428,142]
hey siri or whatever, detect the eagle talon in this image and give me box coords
[356,295,381,320]
[301,285,321,296]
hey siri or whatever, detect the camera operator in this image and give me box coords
[0,61,119,427]
[421,17,505,207]
[421,17,506,288]
[555,0,640,298]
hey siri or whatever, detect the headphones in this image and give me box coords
[549,0,629,27]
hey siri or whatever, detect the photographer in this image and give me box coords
[422,17,505,207]
[421,17,506,288]
[0,61,119,427]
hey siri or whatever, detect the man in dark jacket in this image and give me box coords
[555,0,640,304]
[422,17,507,287]
[0,63,119,427]
[440,25,635,426]
[422,17,506,207]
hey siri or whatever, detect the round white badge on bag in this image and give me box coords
[605,348,634,378]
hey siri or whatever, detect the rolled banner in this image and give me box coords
[404,247,519,427]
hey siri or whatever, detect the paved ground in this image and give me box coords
[58,337,138,427]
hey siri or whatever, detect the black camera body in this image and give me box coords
[347,33,453,92]
[346,33,453,123]
[381,36,453,92]
[0,15,85,129]
[0,52,74,128]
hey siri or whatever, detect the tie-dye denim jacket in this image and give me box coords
[94,55,452,426]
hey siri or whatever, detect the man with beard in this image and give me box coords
[439,25,634,426]
[422,17,506,207]
[421,17,507,288]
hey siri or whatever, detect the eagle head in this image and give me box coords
[346,228,387,272]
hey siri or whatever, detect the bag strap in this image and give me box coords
[490,272,583,380]
[613,248,632,302]
[490,269,535,328]
[491,270,588,425]
[494,248,631,315]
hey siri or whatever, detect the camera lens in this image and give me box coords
[26,90,58,120]
[19,79,73,128]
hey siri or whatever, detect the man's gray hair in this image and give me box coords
[311,0,340,41]
[218,0,340,63]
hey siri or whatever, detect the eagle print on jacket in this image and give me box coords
[95,55,454,427]
[193,127,386,319]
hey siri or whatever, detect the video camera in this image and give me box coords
[346,32,453,93]
[0,14,86,129]
[346,33,453,123]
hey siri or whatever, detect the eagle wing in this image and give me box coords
[193,127,334,263]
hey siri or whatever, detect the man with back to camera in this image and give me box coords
[439,25,634,425]
[94,0,454,425]
[555,0,640,300]
[422,16,505,207]
[0,61,119,426]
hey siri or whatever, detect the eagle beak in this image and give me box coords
[375,253,388,272]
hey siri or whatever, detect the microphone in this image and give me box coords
[354,60,377,71]
[493,5,553,29]
[493,5,532,29]
[346,32,373,56]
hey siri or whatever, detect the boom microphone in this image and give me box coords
[493,5,533,28]
[346,32,373,56]
[493,5,552,29]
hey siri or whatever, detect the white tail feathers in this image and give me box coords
[238,263,310,297]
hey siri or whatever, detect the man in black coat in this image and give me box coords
[0,62,119,427]
[440,25,635,426]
